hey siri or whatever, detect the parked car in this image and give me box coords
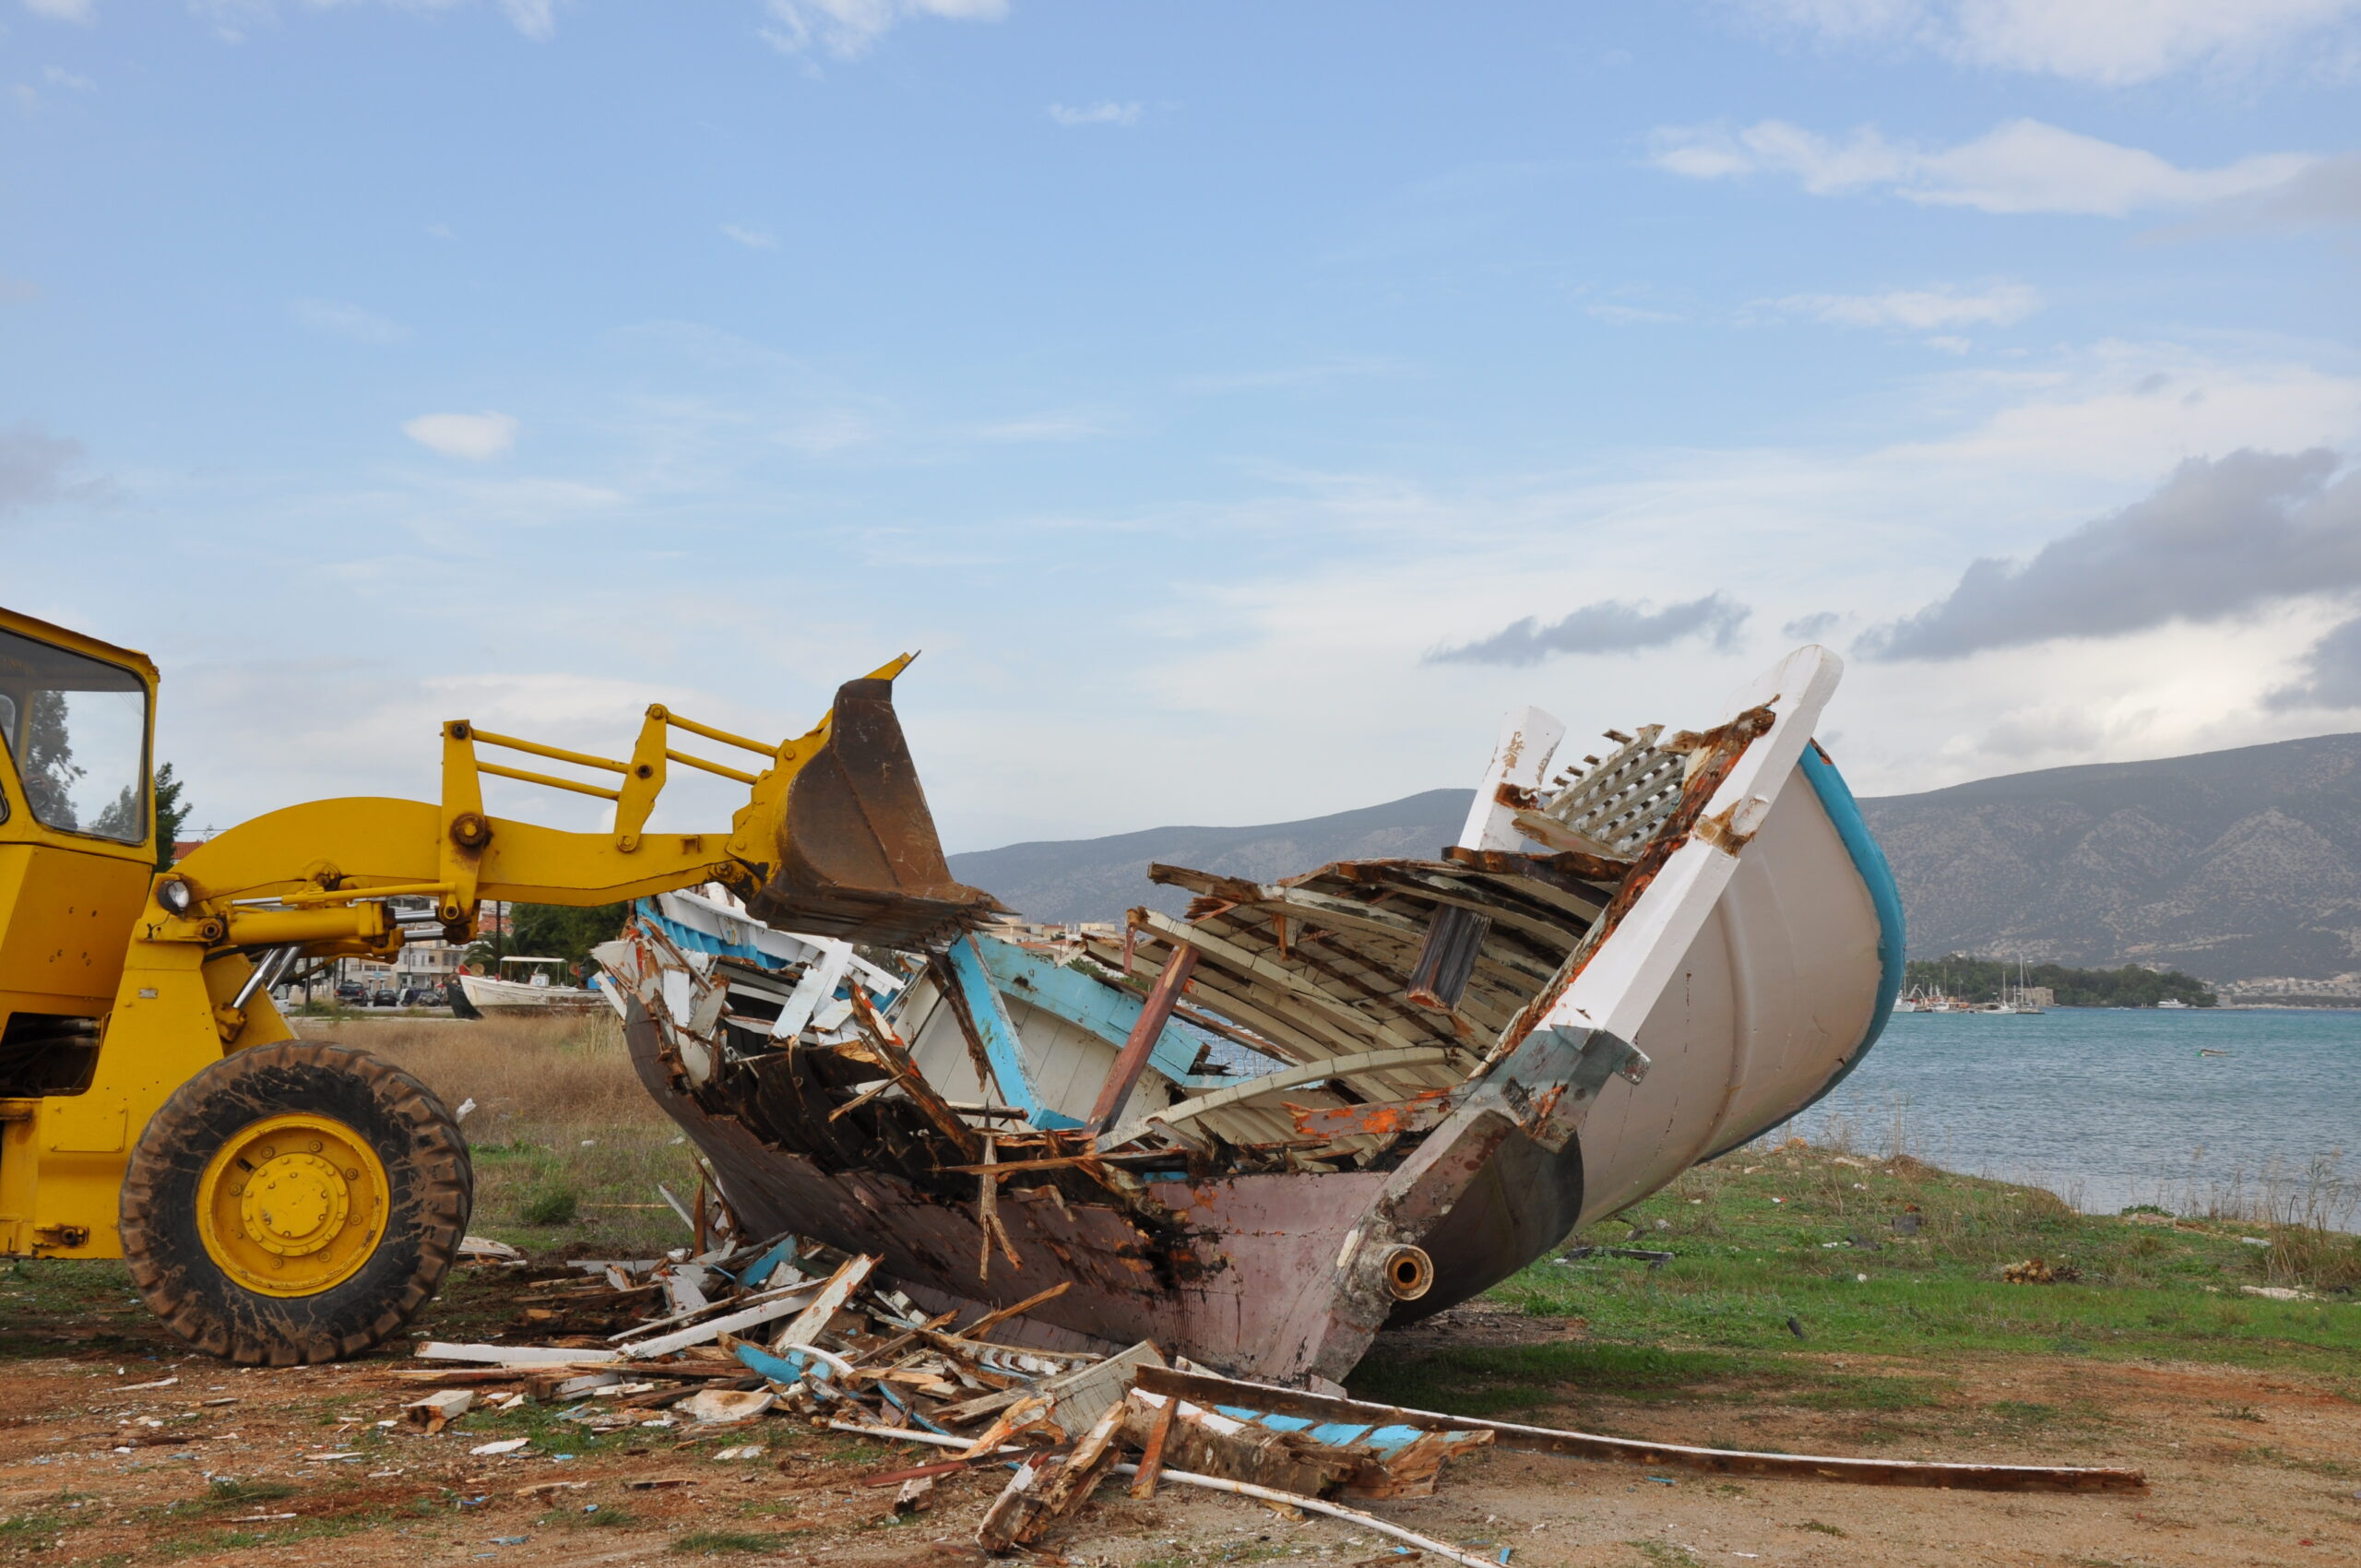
[397,985,444,1008]
[369,986,398,1007]
[334,980,366,1004]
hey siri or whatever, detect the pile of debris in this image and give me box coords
[409,1229,2150,1561]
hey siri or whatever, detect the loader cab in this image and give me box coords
[0,609,159,1097]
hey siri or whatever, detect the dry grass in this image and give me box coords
[293,1012,699,1254]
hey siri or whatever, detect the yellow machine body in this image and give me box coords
[0,601,991,1280]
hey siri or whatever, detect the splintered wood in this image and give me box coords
[403,1226,2141,1564]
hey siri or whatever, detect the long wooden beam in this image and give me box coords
[1085,944,1197,1134]
[1132,1368,2145,1494]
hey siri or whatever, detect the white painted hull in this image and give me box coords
[457,972,607,1016]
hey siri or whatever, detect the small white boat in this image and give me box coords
[456,956,608,1016]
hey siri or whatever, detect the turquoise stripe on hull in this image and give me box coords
[1796,741,1905,1101]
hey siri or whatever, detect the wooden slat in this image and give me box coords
[1086,945,1197,1133]
[1133,1369,2146,1495]
[1106,1047,1456,1148]
[1133,909,1432,1055]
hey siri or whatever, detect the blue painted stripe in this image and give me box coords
[1795,741,1904,1103]
[968,934,1233,1088]
[634,898,790,971]
[942,936,1082,1129]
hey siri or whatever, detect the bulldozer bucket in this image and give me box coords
[743,676,1003,949]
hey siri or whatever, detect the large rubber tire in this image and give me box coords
[121,1040,473,1365]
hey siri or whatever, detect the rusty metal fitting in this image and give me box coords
[1381,1244,1434,1301]
[448,812,492,849]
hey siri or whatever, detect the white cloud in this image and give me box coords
[291,298,412,344]
[966,412,1109,443]
[1925,334,1975,353]
[1586,303,1684,325]
[21,0,95,22]
[1652,117,2314,216]
[185,0,565,41]
[720,223,777,249]
[402,410,518,460]
[1048,101,1142,128]
[1740,0,2361,85]
[497,0,558,40]
[42,65,93,89]
[759,0,1007,60]
[1770,281,2040,329]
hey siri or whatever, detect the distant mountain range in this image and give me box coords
[948,789,1473,928]
[946,732,2361,984]
[1857,732,2361,983]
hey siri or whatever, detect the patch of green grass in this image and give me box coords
[1796,1520,1847,1537]
[1987,1400,2059,1425]
[1351,1341,1765,1413]
[670,1529,806,1555]
[1470,1149,2361,1383]
[1626,1542,1702,1567]
[518,1183,582,1228]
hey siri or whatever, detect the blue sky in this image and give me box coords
[5,1,2358,852]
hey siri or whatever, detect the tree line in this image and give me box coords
[1905,955,2216,1008]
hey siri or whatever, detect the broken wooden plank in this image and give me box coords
[415,1343,621,1368]
[401,1390,473,1434]
[950,1280,1073,1342]
[1038,1341,1165,1438]
[1116,1390,1357,1499]
[1104,1047,1454,1149]
[1128,1394,1177,1500]
[616,1283,840,1360]
[1133,1368,2147,1493]
[846,981,982,1161]
[976,1400,1129,1552]
[1085,944,1197,1134]
[773,1253,878,1351]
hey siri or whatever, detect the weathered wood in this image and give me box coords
[1133,1368,2147,1493]
[1105,1047,1456,1148]
[1129,1393,1177,1499]
[1133,909,1431,1054]
[1116,1390,1354,1498]
[951,1280,1073,1341]
[1085,944,1197,1133]
[1406,903,1490,1010]
[975,1400,1129,1551]
[845,981,981,1161]
[1441,843,1624,897]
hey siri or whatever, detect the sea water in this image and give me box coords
[1771,1007,2361,1226]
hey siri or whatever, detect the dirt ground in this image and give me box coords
[2,1286,2355,1568]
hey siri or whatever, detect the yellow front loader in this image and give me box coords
[0,604,993,1364]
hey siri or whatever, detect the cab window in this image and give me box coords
[0,627,150,843]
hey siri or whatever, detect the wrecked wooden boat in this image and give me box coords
[597,645,1903,1387]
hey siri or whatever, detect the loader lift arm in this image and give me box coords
[0,618,992,1365]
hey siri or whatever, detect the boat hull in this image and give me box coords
[456,973,608,1016]
[624,646,1903,1384]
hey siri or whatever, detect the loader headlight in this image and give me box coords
[158,878,194,914]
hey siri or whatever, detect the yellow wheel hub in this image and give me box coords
[196,1113,388,1298]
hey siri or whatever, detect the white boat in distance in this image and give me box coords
[456,956,607,1016]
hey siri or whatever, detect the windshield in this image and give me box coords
[0,627,150,843]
